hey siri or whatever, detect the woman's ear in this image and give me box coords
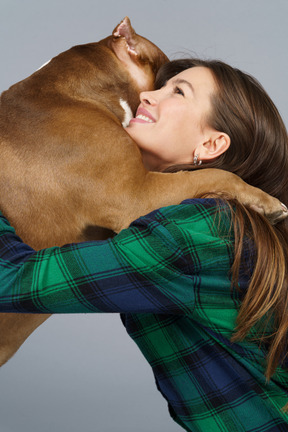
[196,132,230,161]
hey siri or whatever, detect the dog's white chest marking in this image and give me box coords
[119,98,133,127]
[37,59,51,71]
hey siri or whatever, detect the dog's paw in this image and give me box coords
[249,202,288,225]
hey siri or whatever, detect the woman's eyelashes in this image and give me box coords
[174,86,185,96]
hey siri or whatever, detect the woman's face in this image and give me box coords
[125,66,218,171]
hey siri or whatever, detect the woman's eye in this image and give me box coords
[174,86,185,96]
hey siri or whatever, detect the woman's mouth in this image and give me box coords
[129,107,156,124]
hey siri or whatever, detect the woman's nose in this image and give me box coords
[140,90,158,106]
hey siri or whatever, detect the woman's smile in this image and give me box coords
[129,107,156,124]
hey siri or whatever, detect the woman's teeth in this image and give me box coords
[136,114,154,123]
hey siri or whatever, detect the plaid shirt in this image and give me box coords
[0,198,288,431]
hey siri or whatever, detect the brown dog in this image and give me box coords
[0,17,285,366]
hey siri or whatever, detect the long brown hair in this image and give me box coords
[155,59,288,380]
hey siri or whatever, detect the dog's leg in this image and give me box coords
[114,168,287,231]
[0,314,50,366]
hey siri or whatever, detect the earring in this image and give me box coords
[193,154,202,166]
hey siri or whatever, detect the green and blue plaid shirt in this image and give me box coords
[1,198,288,431]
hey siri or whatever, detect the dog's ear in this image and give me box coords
[111,17,168,93]
[111,17,139,65]
[112,17,138,57]
[111,17,153,92]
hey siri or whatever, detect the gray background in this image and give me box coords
[0,1,287,431]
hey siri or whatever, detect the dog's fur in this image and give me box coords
[0,17,285,366]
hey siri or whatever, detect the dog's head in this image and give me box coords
[28,18,168,119]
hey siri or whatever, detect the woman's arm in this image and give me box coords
[0,199,234,314]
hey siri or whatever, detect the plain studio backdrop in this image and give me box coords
[0,1,287,431]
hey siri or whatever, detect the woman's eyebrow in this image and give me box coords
[172,78,195,94]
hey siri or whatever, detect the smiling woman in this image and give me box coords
[125,66,230,171]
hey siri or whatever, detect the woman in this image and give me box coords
[1,59,288,432]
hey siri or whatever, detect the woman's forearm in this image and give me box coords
[0,199,233,315]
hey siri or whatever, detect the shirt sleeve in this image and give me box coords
[0,199,235,314]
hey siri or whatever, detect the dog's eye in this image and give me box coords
[174,86,185,96]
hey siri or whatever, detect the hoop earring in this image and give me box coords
[193,154,202,166]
